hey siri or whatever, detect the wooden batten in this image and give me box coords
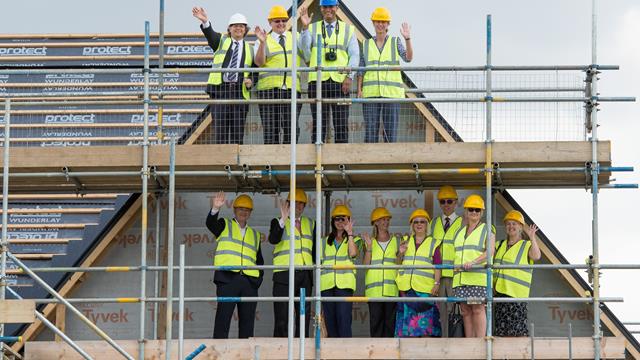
[0,300,35,324]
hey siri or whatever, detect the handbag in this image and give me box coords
[448,303,465,338]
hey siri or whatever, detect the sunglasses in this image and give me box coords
[272,19,287,24]
[467,208,482,213]
[439,199,455,205]
[333,216,347,222]
[412,220,428,225]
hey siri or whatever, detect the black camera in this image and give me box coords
[325,51,337,62]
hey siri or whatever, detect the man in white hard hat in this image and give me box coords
[193,7,256,144]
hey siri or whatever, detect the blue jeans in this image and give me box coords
[363,101,399,143]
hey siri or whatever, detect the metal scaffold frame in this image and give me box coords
[0,0,638,359]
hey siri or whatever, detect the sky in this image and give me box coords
[2,0,639,338]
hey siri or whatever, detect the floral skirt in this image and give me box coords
[395,289,442,337]
[493,294,529,336]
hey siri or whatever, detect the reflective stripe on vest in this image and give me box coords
[362,37,405,98]
[308,21,353,83]
[396,235,441,293]
[494,239,533,298]
[452,223,489,287]
[430,216,463,278]
[257,32,302,91]
[273,216,315,272]
[365,236,399,297]
[213,218,260,278]
[207,36,253,99]
[320,236,360,291]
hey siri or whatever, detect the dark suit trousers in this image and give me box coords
[308,80,350,143]
[321,287,353,337]
[207,83,249,144]
[258,88,302,144]
[213,271,258,339]
[272,270,312,337]
[368,301,396,337]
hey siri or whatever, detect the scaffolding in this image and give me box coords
[0,0,638,359]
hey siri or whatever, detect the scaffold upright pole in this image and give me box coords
[484,14,494,360]
[157,0,166,142]
[0,99,10,351]
[314,33,324,360]
[138,20,151,360]
[165,138,176,360]
[590,0,602,358]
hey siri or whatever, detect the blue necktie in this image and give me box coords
[326,24,334,37]
[226,41,240,83]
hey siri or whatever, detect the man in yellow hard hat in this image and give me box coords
[192,6,255,144]
[430,185,462,337]
[357,7,413,143]
[268,188,317,337]
[253,5,305,144]
[206,191,264,339]
[299,1,360,143]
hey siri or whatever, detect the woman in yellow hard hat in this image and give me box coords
[493,210,540,337]
[320,205,360,337]
[452,194,495,338]
[362,207,401,337]
[206,191,264,338]
[253,5,305,144]
[394,209,442,337]
[357,7,413,143]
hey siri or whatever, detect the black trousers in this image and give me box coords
[272,270,312,337]
[258,88,302,144]
[207,83,249,144]
[321,287,353,337]
[308,80,350,143]
[368,301,396,337]
[213,272,258,339]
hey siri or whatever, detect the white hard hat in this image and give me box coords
[228,13,248,26]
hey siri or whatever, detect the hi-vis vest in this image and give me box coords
[273,216,315,272]
[213,218,261,278]
[308,21,354,83]
[396,235,441,293]
[208,36,253,100]
[320,235,360,291]
[362,36,405,98]
[365,236,400,297]
[430,216,463,278]
[257,32,302,92]
[494,239,533,298]
[453,223,489,287]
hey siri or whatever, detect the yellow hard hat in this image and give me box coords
[370,207,392,224]
[268,5,288,20]
[232,194,253,209]
[503,210,525,225]
[371,7,391,22]
[331,205,352,218]
[287,188,308,204]
[463,194,485,209]
[437,185,458,200]
[409,209,431,224]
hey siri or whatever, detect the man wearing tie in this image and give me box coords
[299,0,360,143]
[193,7,255,144]
[254,6,305,144]
[268,188,316,337]
[430,185,463,337]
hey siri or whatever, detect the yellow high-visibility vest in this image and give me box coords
[308,21,354,83]
[396,235,441,293]
[365,236,400,297]
[362,36,405,98]
[213,218,260,278]
[453,223,489,288]
[430,216,463,278]
[257,31,302,92]
[320,235,360,291]
[494,239,533,298]
[207,36,253,100]
[273,217,314,271]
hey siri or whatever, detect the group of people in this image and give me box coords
[206,185,541,339]
[193,0,413,144]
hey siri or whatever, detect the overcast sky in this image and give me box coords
[2,0,639,336]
